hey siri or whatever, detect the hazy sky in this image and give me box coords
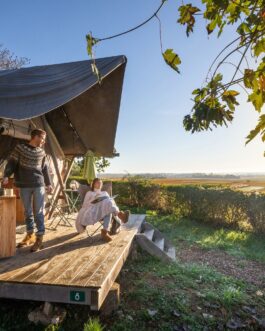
[1,0,265,173]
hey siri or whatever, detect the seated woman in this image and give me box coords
[75,178,130,242]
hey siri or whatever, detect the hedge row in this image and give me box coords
[111,179,265,235]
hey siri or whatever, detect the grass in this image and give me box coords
[0,213,264,331]
[147,214,265,263]
[84,318,104,331]
[106,250,265,331]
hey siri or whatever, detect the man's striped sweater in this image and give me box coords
[4,143,51,188]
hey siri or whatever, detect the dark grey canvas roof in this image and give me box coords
[0,55,127,157]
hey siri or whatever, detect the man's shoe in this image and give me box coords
[118,210,130,223]
[101,229,112,242]
[30,235,44,252]
[17,233,36,248]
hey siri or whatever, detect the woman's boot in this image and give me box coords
[118,210,130,223]
[109,217,121,235]
[101,229,112,242]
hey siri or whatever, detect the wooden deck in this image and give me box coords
[0,214,145,310]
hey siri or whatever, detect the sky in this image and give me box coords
[1,0,265,174]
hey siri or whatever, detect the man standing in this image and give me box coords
[2,128,53,252]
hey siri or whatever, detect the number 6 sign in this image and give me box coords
[70,291,85,302]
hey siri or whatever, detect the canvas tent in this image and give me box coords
[0,55,127,208]
[0,55,127,161]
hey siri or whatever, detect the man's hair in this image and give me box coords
[31,128,46,139]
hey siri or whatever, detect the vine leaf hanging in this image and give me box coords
[163,49,181,73]
[85,0,171,83]
[86,33,101,83]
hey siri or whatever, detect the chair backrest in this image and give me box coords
[78,184,91,203]
[77,181,113,204]
[102,181,112,196]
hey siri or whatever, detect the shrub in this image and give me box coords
[112,177,265,234]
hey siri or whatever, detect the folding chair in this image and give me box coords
[82,181,120,238]
[85,215,122,238]
[86,219,105,238]
[63,189,81,213]
[45,194,73,230]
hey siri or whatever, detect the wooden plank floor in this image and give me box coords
[0,214,145,310]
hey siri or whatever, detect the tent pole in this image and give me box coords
[41,116,70,212]
[64,157,75,182]
[48,157,74,219]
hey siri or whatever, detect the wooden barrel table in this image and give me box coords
[0,196,16,258]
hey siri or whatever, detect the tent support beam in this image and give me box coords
[41,116,70,212]
[48,157,75,219]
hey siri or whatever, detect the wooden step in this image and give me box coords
[154,237,164,251]
[166,246,176,261]
[137,221,176,263]
[143,229,154,241]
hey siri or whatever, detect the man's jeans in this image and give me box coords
[20,187,45,236]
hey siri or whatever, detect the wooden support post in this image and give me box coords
[100,282,120,316]
[43,302,53,316]
[48,157,75,219]
[41,116,69,211]
[28,301,67,325]
[63,157,75,184]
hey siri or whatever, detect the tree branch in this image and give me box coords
[95,0,167,42]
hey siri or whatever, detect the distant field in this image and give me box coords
[151,178,245,185]
[151,177,264,185]
[109,177,265,193]
[153,178,265,193]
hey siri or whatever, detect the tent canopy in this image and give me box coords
[0,55,127,157]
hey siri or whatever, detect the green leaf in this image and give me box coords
[222,90,239,111]
[243,69,255,89]
[253,38,265,57]
[178,4,201,36]
[192,88,201,95]
[86,33,99,57]
[163,49,181,73]
[248,91,264,112]
[223,90,239,97]
[244,60,265,112]
[237,22,251,36]
[246,114,265,144]
[207,17,218,34]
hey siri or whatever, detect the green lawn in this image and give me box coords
[147,213,265,263]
